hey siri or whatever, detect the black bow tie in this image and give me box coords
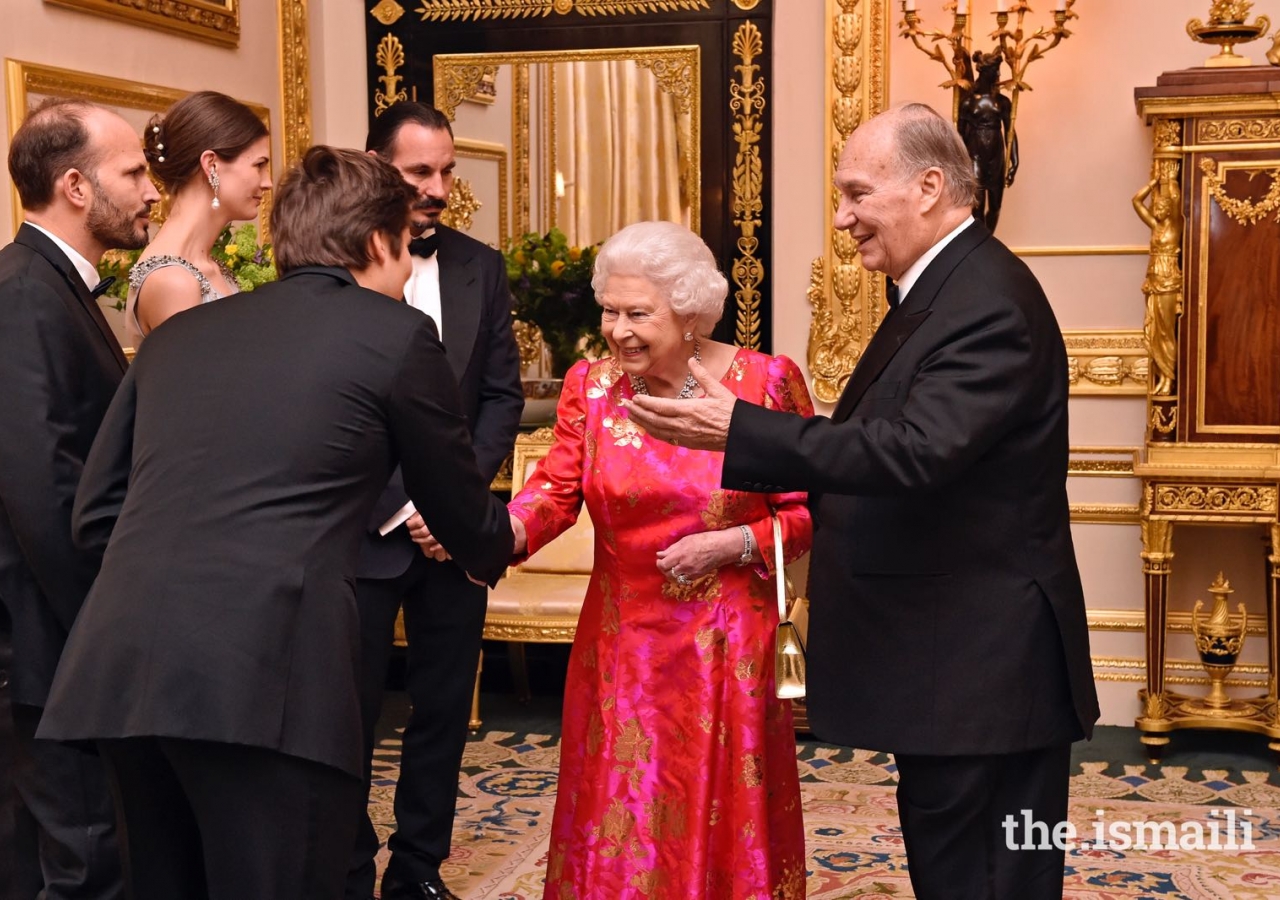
[91,276,116,299]
[409,233,439,259]
[885,279,900,309]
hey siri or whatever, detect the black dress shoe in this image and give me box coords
[380,875,462,900]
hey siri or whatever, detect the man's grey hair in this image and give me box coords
[890,103,978,210]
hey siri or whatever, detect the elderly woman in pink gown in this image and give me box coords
[508,221,813,899]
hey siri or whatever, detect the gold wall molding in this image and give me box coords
[1011,245,1149,257]
[1068,446,1139,477]
[807,0,891,403]
[1198,117,1280,143]
[1063,329,1149,396]
[374,33,408,116]
[1093,654,1266,689]
[371,0,406,25]
[513,64,530,236]
[46,0,240,47]
[451,138,509,245]
[414,0,709,22]
[1088,608,1269,636]
[1069,503,1141,525]
[278,0,312,166]
[730,21,765,350]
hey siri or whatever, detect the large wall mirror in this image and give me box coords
[364,0,774,350]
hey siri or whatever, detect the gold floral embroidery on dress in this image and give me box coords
[772,863,806,900]
[700,489,753,530]
[601,412,644,449]
[591,797,638,859]
[584,429,598,462]
[584,358,622,400]
[734,654,760,685]
[581,645,597,669]
[586,708,604,756]
[547,841,567,884]
[614,717,653,765]
[629,868,662,895]
[644,792,688,841]
[695,626,727,664]
[727,355,746,382]
[599,573,620,635]
[782,369,810,414]
[660,570,721,603]
[741,819,757,841]
[740,753,764,788]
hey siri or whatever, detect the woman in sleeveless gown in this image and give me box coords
[508,222,813,900]
[126,91,271,347]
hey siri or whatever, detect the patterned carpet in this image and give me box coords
[368,697,1280,899]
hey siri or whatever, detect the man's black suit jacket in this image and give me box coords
[358,224,523,579]
[724,221,1100,756]
[36,267,513,777]
[0,224,127,707]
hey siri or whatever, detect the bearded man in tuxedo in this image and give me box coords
[627,104,1099,900]
[346,103,523,900]
[0,98,159,900]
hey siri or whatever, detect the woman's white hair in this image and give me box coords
[591,221,728,336]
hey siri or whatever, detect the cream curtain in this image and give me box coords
[554,60,689,247]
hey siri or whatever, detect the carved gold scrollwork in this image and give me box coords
[730,21,766,350]
[375,34,409,116]
[1152,484,1279,515]
[1150,404,1177,435]
[635,56,697,115]
[371,0,407,25]
[1199,157,1280,226]
[439,177,481,232]
[1153,118,1181,149]
[414,0,709,22]
[1198,118,1280,142]
[279,0,312,166]
[1143,692,1167,721]
[808,0,887,403]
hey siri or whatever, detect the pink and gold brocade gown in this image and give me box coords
[508,350,813,900]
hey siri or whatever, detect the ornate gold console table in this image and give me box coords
[1133,66,1280,762]
[1133,447,1280,761]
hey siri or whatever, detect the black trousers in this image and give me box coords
[893,743,1073,900]
[99,737,362,900]
[346,554,486,897]
[0,627,41,900]
[5,697,120,900]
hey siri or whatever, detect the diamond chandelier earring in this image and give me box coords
[209,166,221,210]
[683,332,694,342]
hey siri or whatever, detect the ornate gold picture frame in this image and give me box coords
[44,0,240,48]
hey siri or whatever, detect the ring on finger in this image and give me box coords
[676,573,691,586]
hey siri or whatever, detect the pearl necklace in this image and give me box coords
[629,341,701,399]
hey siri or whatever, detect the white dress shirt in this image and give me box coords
[895,215,975,305]
[403,229,442,339]
[26,221,99,291]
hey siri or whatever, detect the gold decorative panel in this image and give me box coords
[45,0,240,47]
[1063,330,1149,396]
[413,0,709,21]
[807,0,891,403]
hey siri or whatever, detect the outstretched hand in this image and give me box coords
[622,359,735,451]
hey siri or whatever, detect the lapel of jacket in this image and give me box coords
[15,223,127,372]
[831,220,990,423]
[435,225,481,382]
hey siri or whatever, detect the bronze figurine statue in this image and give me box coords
[958,51,1018,232]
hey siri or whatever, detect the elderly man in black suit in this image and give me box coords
[346,104,523,900]
[0,98,159,900]
[627,104,1099,900]
[35,146,514,900]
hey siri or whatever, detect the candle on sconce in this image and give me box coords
[904,0,916,10]
[1056,0,1067,9]
[996,0,1007,11]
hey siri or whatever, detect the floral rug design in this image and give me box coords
[367,730,1280,899]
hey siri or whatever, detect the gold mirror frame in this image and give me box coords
[44,0,240,48]
[433,46,701,242]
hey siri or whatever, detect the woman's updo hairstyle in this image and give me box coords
[592,220,729,337]
[143,91,268,194]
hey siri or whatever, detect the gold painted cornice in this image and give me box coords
[46,0,240,47]
[1069,503,1141,525]
[1068,446,1139,477]
[1063,329,1149,396]
[1137,93,1280,123]
[1088,608,1269,636]
[413,0,709,22]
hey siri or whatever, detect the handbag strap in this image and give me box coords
[772,517,788,621]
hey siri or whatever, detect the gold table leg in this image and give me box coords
[1138,514,1174,762]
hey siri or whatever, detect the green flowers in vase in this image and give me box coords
[95,223,277,311]
[504,228,608,378]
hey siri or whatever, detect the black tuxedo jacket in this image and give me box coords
[358,224,523,579]
[724,221,1100,756]
[0,224,127,707]
[36,267,513,777]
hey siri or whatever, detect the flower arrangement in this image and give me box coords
[95,223,276,310]
[504,228,608,378]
